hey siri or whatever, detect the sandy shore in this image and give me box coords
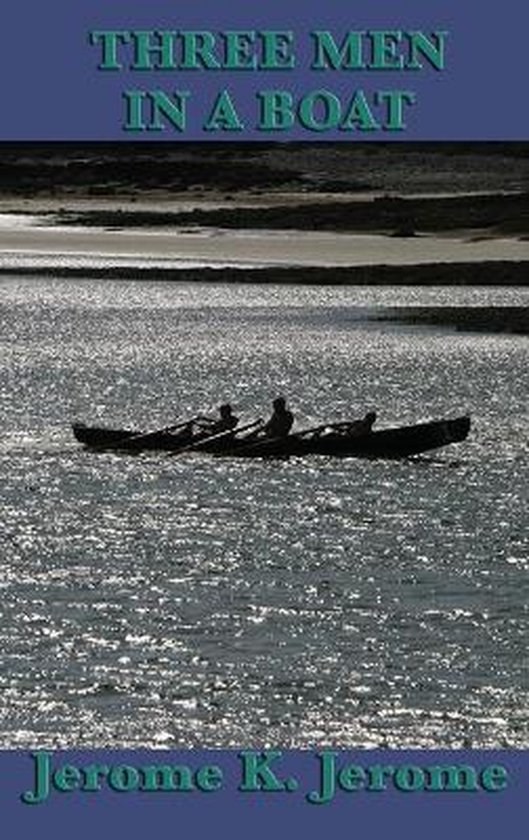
[1,144,529,295]
[3,218,529,269]
[2,142,529,232]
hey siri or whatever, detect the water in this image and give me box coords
[0,278,527,748]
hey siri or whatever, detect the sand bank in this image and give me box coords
[2,214,529,271]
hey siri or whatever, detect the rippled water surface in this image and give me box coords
[0,278,527,748]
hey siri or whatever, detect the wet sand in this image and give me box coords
[3,220,529,269]
[1,143,529,306]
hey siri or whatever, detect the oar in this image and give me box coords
[111,416,202,449]
[166,419,264,457]
[287,420,368,438]
[234,422,331,455]
[292,422,334,438]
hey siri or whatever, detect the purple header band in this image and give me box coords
[1,0,528,139]
[1,749,528,838]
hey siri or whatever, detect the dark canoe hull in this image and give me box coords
[72,416,471,459]
[71,424,198,452]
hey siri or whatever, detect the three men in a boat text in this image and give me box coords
[21,751,508,805]
[88,30,447,134]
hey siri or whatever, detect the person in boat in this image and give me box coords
[195,403,239,437]
[332,411,377,437]
[261,396,294,438]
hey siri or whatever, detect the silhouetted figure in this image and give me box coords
[197,403,239,436]
[338,411,377,437]
[262,397,294,438]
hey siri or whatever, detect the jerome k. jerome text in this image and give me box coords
[20,751,509,805]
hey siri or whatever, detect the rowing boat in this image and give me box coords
[71,415,471,458]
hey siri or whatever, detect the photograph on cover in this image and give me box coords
[0,142,527,749]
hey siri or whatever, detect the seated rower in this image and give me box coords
[338,411,377,437]
[197,403,239,436]
[262,396,294,438]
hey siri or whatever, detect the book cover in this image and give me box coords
[0,1,527,837]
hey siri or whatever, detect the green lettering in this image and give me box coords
[131,31,177,70]
[376,90,415,130]
[260,31,295,69]
[407,31,448,70]
[224,31,256,69]
[196,765,224,792]
[370,30,404,69]
[180,32,220,69]
[52,765,81,793]
[80,764,109,792]
[149,90,190,131]
[298,90,341,132]
[393,765,426,792]
[89,30,131,70]
[311,31,366,69]
[480,765,508,792]
[167,766,195,791]
[20,753,51,805]
[425,765,480,792]
[108,765,140,792]
[257,90,294,130]
[140,766,179,792]
[203,90,244,131]
[123,90,147,131]
[341,90,380,131]
[239,751,286,791]
[338,764,366,791]
[364,765,395,791]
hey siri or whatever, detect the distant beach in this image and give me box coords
[0,143,528,335]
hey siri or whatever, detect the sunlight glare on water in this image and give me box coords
[0,278,527,748]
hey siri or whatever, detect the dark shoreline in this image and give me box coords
[2,260,528,286]
[3,143,529,240]
[51,191,529,238]
[371,306,528,335]
[2,141,529,197]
